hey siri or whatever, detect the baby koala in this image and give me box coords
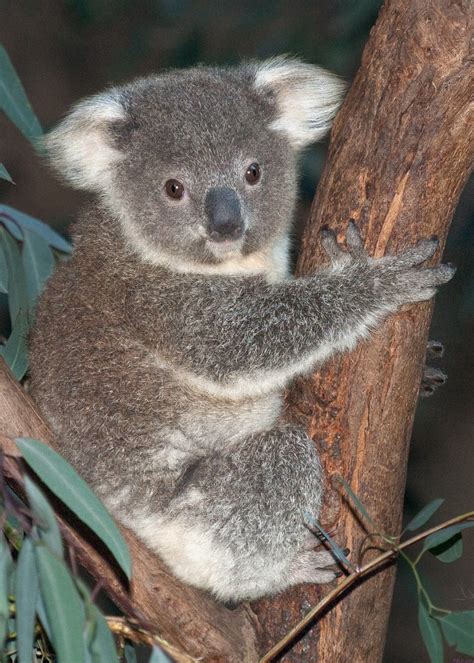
[29,57,454,601]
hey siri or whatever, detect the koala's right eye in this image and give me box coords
[165,179,185,200]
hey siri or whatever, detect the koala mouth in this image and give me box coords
[206,235,244,259]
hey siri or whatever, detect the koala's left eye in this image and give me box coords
[245,162,261,185]
[165,179,185,200]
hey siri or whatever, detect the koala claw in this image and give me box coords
[291,549,342,584]
[426,340,444,358]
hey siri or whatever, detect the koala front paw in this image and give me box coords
[322,221,455,309]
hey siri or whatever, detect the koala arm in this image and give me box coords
[126,224,454,393]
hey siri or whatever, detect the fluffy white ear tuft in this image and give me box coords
[254,56,346,149]
[44,91,127,191]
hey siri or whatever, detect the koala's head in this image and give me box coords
[46,57,345,273]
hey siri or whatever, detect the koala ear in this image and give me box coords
[44,90,127,192]
[254,56,346,149]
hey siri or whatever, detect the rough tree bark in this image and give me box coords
[0,0,472,661]
[252,0,473,660]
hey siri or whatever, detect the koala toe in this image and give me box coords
[345,219,365,255]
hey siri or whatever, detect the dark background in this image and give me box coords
[1,1,472,661]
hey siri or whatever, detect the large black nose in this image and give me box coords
[205,187,244,242]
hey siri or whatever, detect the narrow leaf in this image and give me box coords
[406,498,444,532]
[0,204,71,253]
[439,611,474,655]
[430,533,463,563]
[17,438,131,579]
[421,522,474,556]
[34,543,86,663]
[22,228,55,312]
[0,534,13,651]
[89,605,119,663]
[36,592,52,642]
[124,643,138,663]
[0,163,13,183]
[149,645,172,662]
[15,537,39,663]
[0,226,29,324]
[337,476,378,528]
[24,476,63,558]
[1,309,29,380]
[0,44,43,144]
[0,240,8,292]
[418,601,443,663]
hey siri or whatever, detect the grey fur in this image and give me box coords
[30,58,454,601]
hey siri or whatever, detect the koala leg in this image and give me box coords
[132,425,340,601]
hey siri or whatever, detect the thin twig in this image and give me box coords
[106,616,201,663]
[259,511,474,663]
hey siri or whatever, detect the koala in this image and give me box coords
[29,57,454,602]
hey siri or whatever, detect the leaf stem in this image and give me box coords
[259,511,474,663]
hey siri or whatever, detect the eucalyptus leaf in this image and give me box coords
[418,601,443,663]
[149,645,172,662]
[0,534,13,652]
[22,228,55,312]
[89,605,119,663]
[1,309,29,380]
[406,498,444,532]
[430,532,463,563]
[0,204,71,253]
[336,476,378,528]
[17,438,131,579]
[36,592,52,642]
[421,522,474,556]
[0,226,28,324]
[24,475,63,558]
[439,611,474,656]
[0,212,23,240]
[0,240,8,293]
[34,543,87,663]
[15,537,39,663]
[124,643,138,663]
[0,163,13,183]
[0,44,43,144]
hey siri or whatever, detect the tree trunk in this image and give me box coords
[252,0,473,660]
[0,0,472,661]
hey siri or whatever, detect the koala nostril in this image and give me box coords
[205,187,243,242]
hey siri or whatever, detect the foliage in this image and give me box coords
[263,484,474,663]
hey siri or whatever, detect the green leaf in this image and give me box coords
[17,438,132,580]
[15,537,39,663]
[0,163,13,183]
[149,645,172,662]
[0,240,7,293]
[406,498,444,532]
[418,601,443,663]
[0,534,13,652]
[22,228,55,312]
[0,204,71,253]
[0,226,29,323]
[421,522,474,556]
[36,592,52,642]
[337,476,378,528]
[24,476,63,558]
[439,611,474,656]
[1,309,29,381]
[124,643,138,663]
[430,532,463,563]
[89,605,119,663]
[34,543,86,663]
[0,44,43,144]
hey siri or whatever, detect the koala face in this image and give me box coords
[46,58,345,272]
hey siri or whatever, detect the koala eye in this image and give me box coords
[245,162,261,185]
[165,179,185,200]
